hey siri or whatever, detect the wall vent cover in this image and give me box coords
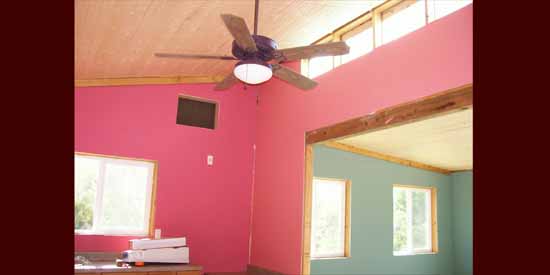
[176,96,217,129]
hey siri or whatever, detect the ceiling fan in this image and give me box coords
[154,0,350,91]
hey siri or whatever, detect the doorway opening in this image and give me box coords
[302,84,473,275]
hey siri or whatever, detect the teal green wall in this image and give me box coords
[311,145,455,275]
[451,171,472,275]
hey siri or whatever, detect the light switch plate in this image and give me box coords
[207,155,214,166]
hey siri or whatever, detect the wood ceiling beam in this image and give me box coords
[323,140,452,175]
[75,75,226,88]
[306,83,473,144]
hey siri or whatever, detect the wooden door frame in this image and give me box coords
[301,83,473,275]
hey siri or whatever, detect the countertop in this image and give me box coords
[74,261,202,273]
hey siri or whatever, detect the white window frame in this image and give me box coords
[310,177,351,259]
[380,0,427,45]
[393,185,438,256]
[74,152,157,236]
[341,19,374,65]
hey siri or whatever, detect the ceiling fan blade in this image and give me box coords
[271,64,318,90]
[220,14,258,53]
[214,73,240,91]
[154,53,237,60]
[274,41,350,62]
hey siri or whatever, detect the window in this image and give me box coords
[341,21,374,64]
[428,0,472,23]
[301,0,472,76]
[382,0,426,44]
[393,185,437,255]
[311,178,351,259]
[75,153,157,236]
[307,55,335,79]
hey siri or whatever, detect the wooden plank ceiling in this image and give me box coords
[336,108,473,171]
[75,0,384,80]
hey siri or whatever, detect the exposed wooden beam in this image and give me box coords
[306,83,473,144]
[301,144,313,275]
[323,140,452,174]
[75,75,226,88]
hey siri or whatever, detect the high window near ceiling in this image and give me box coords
[341,21,374,65]
[302,0,472,78]
[428,0,473,22]
[381,0,426,44]
[308,56,335,80]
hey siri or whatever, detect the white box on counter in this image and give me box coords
[129,237,186,250]
[122,246,189,263]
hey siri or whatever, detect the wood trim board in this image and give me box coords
[344,179,352,257]
[301,145,313,275]
[247,264,287,275]
[75,75,226,88]
[322,141,452,174]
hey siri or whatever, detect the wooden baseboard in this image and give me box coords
[203,265,286,275]
[247,264,286,275]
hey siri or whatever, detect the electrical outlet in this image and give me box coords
[207,155,214,166]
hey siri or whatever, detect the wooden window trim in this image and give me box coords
[342,19,373,42]
[74,152,159,238]
[310,177,351,260]
[177,94,219,130]
[344,179,352,257]
[393,184,438,254]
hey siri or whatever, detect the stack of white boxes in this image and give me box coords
[122,237,189,263]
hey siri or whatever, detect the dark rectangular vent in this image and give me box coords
[176,96,217,129]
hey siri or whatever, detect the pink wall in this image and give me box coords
[75,83,259,273]
[250,5,472,274]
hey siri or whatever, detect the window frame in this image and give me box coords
[341,19,374,65]
[74,152,158,237]
[427,0,473,23]
[310,177,351,260]
[306,55,337,79]
[392,184,438,256]
[301,0,471,76]
[380,0,427,45]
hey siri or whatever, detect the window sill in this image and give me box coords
[393,251,438,256]
[75,231,149,237]
[311,256,351,261]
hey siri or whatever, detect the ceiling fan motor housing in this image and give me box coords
[232,35,278,62]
